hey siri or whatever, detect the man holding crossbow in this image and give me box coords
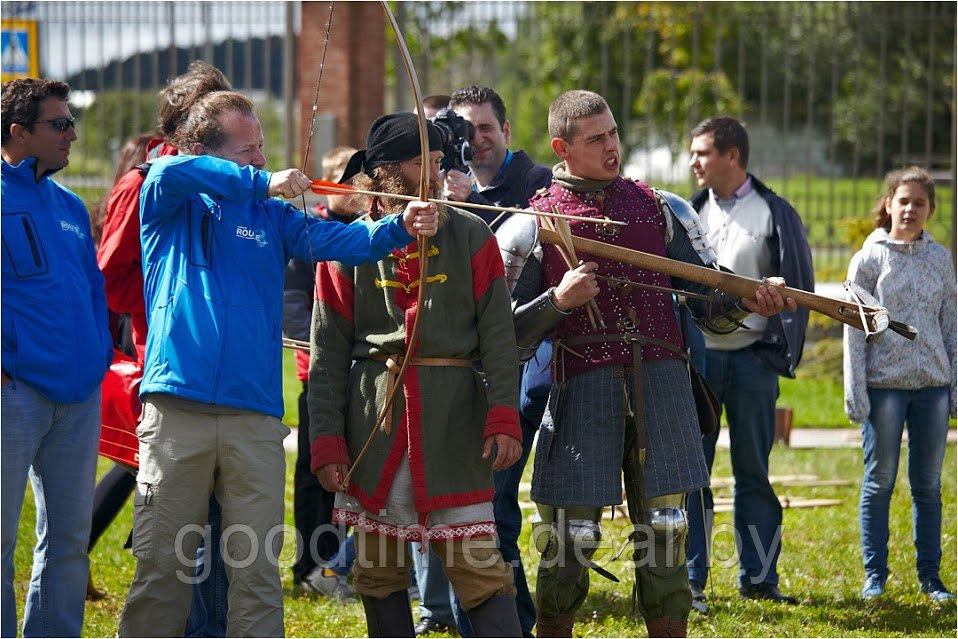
[502,90,796,638]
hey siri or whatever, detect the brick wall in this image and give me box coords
[299,1,385,175]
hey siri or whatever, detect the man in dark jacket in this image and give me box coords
[444,85,552,230]
[442,85,552,637]
[1,78,113,637]
[685,117,814,610]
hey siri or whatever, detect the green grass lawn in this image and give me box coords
[283,341,951,431]
[11,442,955,637]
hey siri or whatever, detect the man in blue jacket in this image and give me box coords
[118,90,438,637]
[1,78,113,637]
[685,117,814,610]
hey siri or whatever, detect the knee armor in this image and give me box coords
[534,510,603,585]
[635,507,689,577]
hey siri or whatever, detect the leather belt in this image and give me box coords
[367,354,474,434]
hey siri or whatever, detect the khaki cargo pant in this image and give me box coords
[118,396,289,637]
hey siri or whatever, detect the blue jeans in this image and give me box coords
[185,495,229,638]
[860,386,950,584]
[411,543,457,627]
[687,348,782,587]
[1,381,101,637]
[328,534,355,577]
[456,348,546,638]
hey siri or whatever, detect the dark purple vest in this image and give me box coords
[532,177,683,380]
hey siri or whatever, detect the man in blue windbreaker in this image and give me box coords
[1,78,113,637]
[118,90,439,637]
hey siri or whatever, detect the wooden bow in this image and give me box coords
[341,2,432,488]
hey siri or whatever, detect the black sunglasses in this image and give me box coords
[34,117,75,132]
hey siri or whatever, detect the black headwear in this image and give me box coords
[339,112,443,183]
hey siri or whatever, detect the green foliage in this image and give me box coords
[256,98,289,169]
[840,216,876,252]
[71,91,156,177]
[390,1,954,180]
[635,68,743,154]
[77,91,156,157]
[799,338,844,379]
[282,347,301,427]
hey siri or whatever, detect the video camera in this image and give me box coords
[430,107,474,173]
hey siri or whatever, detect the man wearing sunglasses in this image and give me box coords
[1,78,113,637]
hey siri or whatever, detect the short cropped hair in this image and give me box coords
[449,86,507,127]
[170,90,256,152]
[422,94,451,113]
[548,90,610,142]
[157,61,231,138]
[322,145,357,182]
[691,117,750,170]
[1,78,71,146]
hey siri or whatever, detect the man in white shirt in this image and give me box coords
[685,117,814,609]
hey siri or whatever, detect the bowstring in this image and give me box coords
[300,0,335,238]
[297,2,344,486]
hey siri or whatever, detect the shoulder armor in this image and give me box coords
[495,213,539,294]
[654,189,717,267]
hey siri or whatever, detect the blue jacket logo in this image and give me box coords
[59,220,85,239]
[235,226,268,248]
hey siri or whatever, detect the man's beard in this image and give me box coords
[360,164,440,214]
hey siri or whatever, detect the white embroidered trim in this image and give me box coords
[333,508,497,542]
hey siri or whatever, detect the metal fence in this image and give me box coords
[7,0,956,272]
[8,0,296,187]
[388,1,956,272]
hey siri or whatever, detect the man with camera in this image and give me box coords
[437,86,552,638]
[442,86,552,229]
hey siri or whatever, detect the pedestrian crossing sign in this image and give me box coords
[2,20,39,82]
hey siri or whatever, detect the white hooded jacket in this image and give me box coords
[843,227,957,423]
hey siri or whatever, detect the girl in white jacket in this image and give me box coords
[843,167,956,602]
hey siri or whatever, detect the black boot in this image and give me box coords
[361,590,415,637]
[467,593,522,638]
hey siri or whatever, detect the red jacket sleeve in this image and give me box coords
[97,169,146,315]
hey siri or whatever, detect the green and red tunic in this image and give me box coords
[308,207,520,539]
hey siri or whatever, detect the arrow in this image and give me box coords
[310,179,627,227]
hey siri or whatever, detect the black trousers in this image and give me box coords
[88,463,136,552]
[292,381,341,581]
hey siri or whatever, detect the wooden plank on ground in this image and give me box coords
[709,475,852,488]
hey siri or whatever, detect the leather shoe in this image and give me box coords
[415,617,454,636]
[739,582,798,604]
[689,581,709,614]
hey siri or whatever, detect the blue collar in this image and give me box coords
[2,156,51,184]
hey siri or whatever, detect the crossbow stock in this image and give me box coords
[536,227,917,343]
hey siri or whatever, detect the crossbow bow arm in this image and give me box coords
[536,228,917,342]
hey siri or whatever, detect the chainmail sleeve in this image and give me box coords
[512,256,570,361]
